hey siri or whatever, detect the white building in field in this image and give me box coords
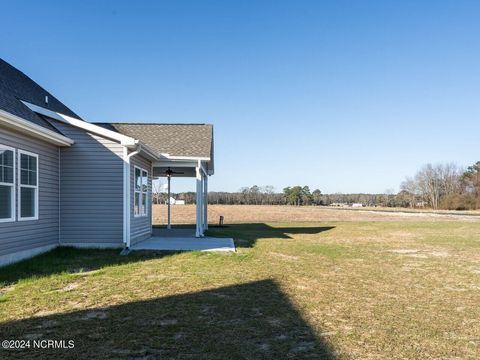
[167,197,185,205]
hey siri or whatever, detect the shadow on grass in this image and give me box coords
[0,247,175,286]
[206,223,335,248]
[1,224,334,285]
[0,279,336,359]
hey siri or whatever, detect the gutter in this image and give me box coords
[159,154,211,161]
[135,140,160,161]
[123,144,142,250]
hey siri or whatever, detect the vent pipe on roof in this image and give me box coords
[45,95,49,105]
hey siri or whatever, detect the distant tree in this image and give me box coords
[400,177,418,207]
[250,185,261,205]
[301,186,313,205]
[239,187,250,204]
[463,161,480,197]
[284,186,303,206]
[402,163,463,209]
[261,185,276,204]
[152,179,167,204]
[312,189,322,205]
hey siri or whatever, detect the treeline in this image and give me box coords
[207,189,399,207]
[153,160,480,210]
[400,161,480,210]
[158,185,406,207]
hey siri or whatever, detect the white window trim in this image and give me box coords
[18,149,39,221]
[0,144,15,223]
[134,165,149,218]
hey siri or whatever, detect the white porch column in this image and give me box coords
[203,175,208,230]
[195,163,203,237]
[167,174,171,229]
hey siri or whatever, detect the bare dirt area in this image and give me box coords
[153,204,480,225]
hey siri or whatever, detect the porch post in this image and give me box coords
[195,162,203,237]
[203,175,208,230]
[167,174,171,229]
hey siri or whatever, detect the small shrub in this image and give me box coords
[440,193,477,210]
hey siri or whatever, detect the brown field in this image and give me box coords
[153,204,480,225]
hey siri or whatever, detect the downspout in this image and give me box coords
[123,144,142,250]
[58,147,61,245]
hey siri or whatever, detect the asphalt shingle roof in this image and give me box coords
[95,123,213,159]
[1,59,213,161]
[0,58,82,132]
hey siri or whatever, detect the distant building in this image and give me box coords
[331,202,348,207]
[167,197,185,205]
[351,203,364,208]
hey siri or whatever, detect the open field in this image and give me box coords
[1,207,480,358]
[153,204,480,225]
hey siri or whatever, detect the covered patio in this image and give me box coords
[153,157,210,238]
[96,123,234,252]
[141,157,235,252]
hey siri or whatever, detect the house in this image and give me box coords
[0,59,214,266]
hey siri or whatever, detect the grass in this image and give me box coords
[1,215,480,358]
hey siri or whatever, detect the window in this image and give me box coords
[134,166,148,217]
[0,145,15,222]
[18,150,38,220]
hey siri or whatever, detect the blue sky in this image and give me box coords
[2,1,480,193]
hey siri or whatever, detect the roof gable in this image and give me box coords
[0,58,82,132]
[95,123,214,159]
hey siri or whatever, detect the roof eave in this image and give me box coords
[135,140,161,161]
[0,109,74,146]
[21,101,137,146]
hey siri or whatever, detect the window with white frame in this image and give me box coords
[19,150,38,220]
[134,166,148,217]
[0,145,15,222]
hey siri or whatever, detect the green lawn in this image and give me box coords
[1,221,480,359]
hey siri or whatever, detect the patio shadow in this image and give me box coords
[0,279,336,359]
[206,223,335,248]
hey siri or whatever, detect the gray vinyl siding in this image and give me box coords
[130,154,152,245]
[50,120,124,246]
[0,126,59,256]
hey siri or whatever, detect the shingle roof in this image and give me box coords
[0,58,82,132]
[95,123,213,159]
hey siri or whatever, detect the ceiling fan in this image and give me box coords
[165,167,184,177]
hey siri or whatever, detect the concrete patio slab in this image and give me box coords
[131,228,235,252]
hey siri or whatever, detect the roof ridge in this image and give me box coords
[93,122,212,126]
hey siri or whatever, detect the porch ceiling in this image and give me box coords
[153,166,196,178]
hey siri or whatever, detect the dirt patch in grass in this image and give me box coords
[269,252,300,261]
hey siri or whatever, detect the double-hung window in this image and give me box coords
[18,150,38,221]
[0,145,15,222]
[134,166,148,217]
